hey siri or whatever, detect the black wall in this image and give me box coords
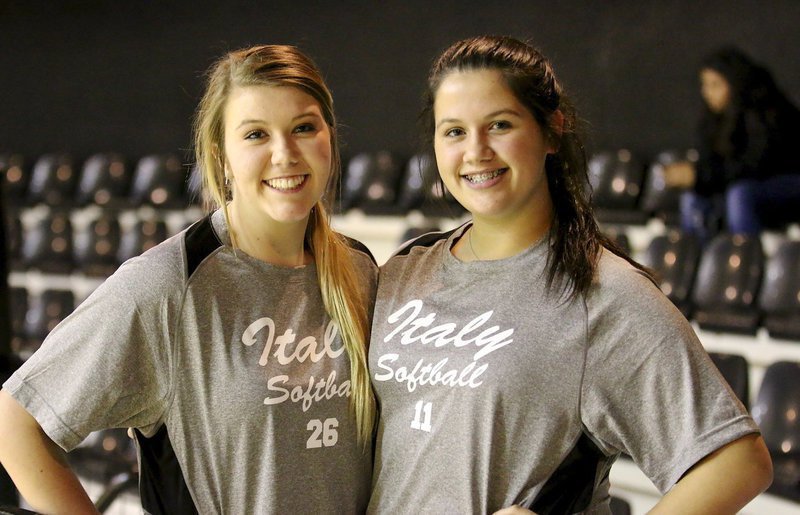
[1,0,799,165]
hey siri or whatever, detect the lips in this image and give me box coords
[264,174,308,191]
[462,168,508,184]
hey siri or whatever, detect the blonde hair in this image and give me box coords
[193,45,375,445]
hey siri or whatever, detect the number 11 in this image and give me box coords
[411,400,432,432]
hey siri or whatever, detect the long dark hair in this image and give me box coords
[699,46,799,157]
[422,35,643,298]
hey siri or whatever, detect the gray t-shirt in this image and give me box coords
[367,224,759,515]
[4,209,377,514]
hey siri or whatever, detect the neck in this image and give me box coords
[227,207,310,267]
[457,211,552,262]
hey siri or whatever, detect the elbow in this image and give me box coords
[753,439,774,495]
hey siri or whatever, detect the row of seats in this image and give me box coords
[1,153,198,211]
[4,209,185,276]
[3,148,723,228]
[638,231,800,340]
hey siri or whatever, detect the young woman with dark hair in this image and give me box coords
[368,36,771,514]
[665,46,800,239]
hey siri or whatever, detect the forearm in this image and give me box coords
[648,433,772,515]
[0,390,98,515]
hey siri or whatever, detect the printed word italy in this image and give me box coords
[242,317,350,411]
[374,299,514,392]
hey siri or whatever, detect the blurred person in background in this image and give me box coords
[665,46,800,241]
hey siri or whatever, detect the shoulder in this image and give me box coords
[393,226,460,258]
[587,248,693,338]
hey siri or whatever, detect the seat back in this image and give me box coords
[751,360,800,501]
[75,153,130,208]
[691,233,763,334]
[1,154,29,208]
[640,149,694,225]
[758,240,800,340]
[130,154,186,208]
[641,230,701,317]
[21,211,74,274]
[708,352,750,410]
[26,154,78,207]
[118,219,168,263]
[588,149,647,224]
[73,214,122,277]
[22,289,75,358]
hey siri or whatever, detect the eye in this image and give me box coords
[443,127,465,138]
[490,120,512,131]
[245,129,266,140]
[293,123,317,134]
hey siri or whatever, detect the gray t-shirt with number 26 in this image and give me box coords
[367,224,758,515]
[5,209,376,514]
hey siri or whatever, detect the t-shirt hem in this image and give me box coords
[3,376,84,452]
[653,414,760,492]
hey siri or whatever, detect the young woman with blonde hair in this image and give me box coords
[0,44,376,514]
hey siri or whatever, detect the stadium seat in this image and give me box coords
[129,154,187,209]
[73,214,122,277]
[75,153,130,208]
[400,152,465,218]
[758,240,800,341]
[26,154,78,207]
[691,233,763,335]
[0,154,29,208]
[708,352,749,410]
[640,230,701,318]
[751,361,800,501]
[22,289,75,358]
[587,149,648,225]
[117,219,168,263]
[639,149,695,226]
[341,151,406,214]
[21,211,74,274]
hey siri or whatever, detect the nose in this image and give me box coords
[271,136,299,167]
[463,133,493,164]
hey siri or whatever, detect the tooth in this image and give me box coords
[267,176,305,190]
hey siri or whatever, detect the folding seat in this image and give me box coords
[396,152,466,218]
[751,361,800,501]
[20,210,74,274]
[691,233,763,334]
[129,154,187,209]
[0,154,29,208]
[707,352,749,410]
[640,230,701,317]
[73,214,122,277]
[639,149,695,226]
[75,153,130,208]
[117,219,168,263]
[758,240,800,341]
[587,149,648,225]
[356,151,407,215]
[26,154,78,207]
[21,289,75,359]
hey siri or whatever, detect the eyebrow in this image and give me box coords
[435,108,523,129]
[235,111,322,130]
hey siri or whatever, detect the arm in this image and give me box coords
[649,433,772,515]
[0,390,99,515]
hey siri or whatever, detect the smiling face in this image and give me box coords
[223,84,332,234]
[433,68,555,228]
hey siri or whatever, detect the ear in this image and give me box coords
[547,109,565,154]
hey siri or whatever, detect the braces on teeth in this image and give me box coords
[466,169,504,183]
